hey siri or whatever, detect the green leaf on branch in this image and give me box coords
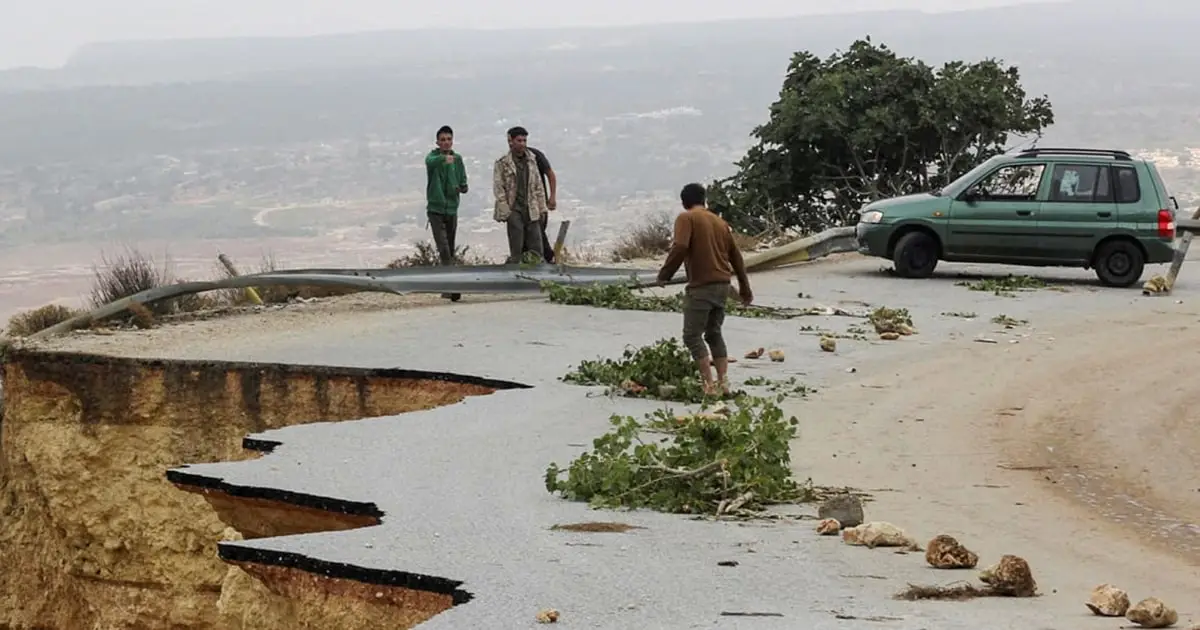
[561,337,720,403]
[540,281,803,320]
[544,396,813,515]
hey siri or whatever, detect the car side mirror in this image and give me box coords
[961,189,979,203]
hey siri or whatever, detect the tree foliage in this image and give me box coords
[709,39,1055,235]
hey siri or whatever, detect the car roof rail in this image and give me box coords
[1016,147,1133,160]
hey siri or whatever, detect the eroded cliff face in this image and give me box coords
[0,349,507,629]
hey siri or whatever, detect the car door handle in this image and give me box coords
[1016,210,1034,216]
[1097,211,1112,218]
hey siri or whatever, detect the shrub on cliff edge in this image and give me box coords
[5,304,83,337]
[611,213,674,262]
[89,248,172,312]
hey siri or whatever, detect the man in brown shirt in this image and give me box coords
[656,183,753,396]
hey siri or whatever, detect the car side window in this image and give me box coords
[1048,164,1113,202]
[971,164,1044,201]
[1113,166,1141,204]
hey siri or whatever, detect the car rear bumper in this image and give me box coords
[856,222,891,257]
[1144,238,1177,265]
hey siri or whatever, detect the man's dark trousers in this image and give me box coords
[506,209,544,263]
[428,212,460,300]
[521,214,555,264]
[538,214,555,263]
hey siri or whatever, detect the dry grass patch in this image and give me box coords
[89,248,172,313]
[387,239,493,268]
[166,280,224,313]
[731,230,762,251]
[610,214,765,262]
[88,247,226,322]
[611,212,674,261]
[557,242,607,265]
[217,252,360,305]
[5,304,83,337]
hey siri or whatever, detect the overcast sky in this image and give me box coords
[1,0,1044,69]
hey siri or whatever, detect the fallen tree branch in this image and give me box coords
[717,491,756,515]
[617,459,727,500]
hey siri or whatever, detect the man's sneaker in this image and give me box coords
[449,293,462,302]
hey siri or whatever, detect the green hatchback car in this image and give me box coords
[855,147,1179,287]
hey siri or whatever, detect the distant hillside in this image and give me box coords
[2,0,1196,89]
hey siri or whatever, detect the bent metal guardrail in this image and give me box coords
[27,226,859,340]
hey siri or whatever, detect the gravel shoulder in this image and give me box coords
[791,308,1200,623]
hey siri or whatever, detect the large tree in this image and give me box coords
[709,39,1054,235]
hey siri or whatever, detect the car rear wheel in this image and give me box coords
[1093,240,1145,287]
[892,231,939,279]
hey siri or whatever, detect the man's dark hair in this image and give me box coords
[680,183,706,208]
[507,126,529,139]
[436,125,453,138]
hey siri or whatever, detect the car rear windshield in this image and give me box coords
[1144,162,1173,210]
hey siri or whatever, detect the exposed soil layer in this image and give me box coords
[217,561,455,630]
[174,484,381,540]
[0,348,522,630]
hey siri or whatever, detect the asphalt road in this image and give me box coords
[31,253,1192,629]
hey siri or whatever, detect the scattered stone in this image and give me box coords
[979,555,1036,597]
[1126,597,1178,628]
[879,332,900,341]
[536,608,560,623]
[744,347,765,359]
[819,337,837,352]
[1142,275,1169,295]
[841,522,914,549]
[816,518,841,535]
[768,349,785,362]
[1086,584,1130,617]
[658,384,677,398]
[868,306,916,336]
[845,367,857,373]
[818,493,864,528]
[924,535,979,569]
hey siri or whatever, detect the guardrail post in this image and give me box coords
[554,220,571,273]
[217,253,263,305]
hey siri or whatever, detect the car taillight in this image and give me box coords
[1158,209,1175,239]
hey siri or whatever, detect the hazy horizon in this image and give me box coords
[4,0,1050,69]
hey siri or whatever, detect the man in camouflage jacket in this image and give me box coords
[493,126,548,263]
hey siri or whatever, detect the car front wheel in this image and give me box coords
[892,231,939,278]
[1093,240,1145,287]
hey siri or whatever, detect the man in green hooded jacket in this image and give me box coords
[425,125,469,300]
